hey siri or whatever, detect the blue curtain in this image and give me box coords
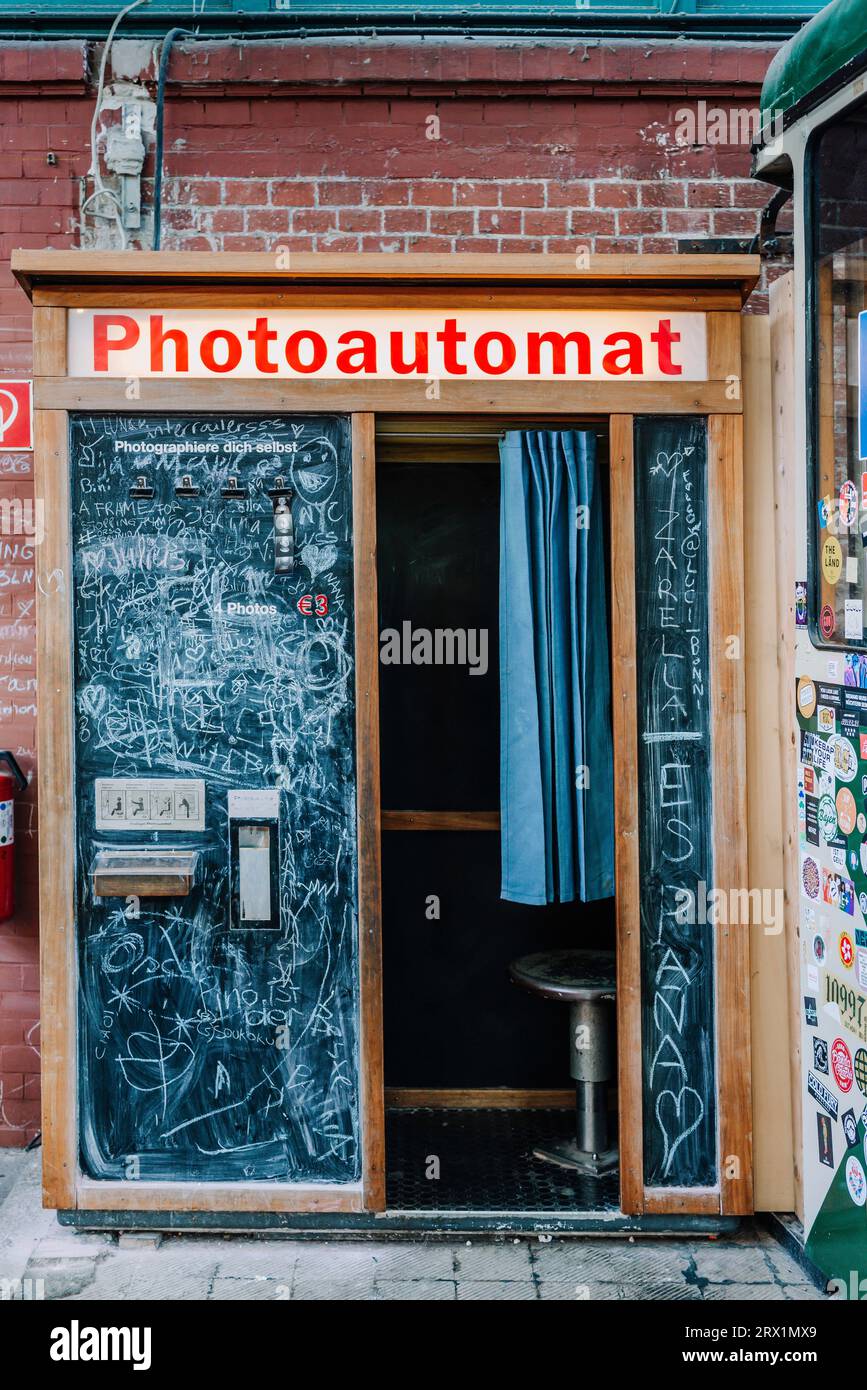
[499,429,615,905]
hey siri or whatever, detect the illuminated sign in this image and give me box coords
[68,309,708,383]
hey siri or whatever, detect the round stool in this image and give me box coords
[509,948,617,1176]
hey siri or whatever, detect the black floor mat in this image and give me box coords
[386,1108,620,1212]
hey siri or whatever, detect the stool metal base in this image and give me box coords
[532,1138,619,1177]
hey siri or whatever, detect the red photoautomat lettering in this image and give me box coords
[93,314,140,372]
[200,328,243,374]
[247,316,279,374]
[390,330,429,376]
[474,330,517,376]
[286,330,327,375]
[149,315,189,373]
[601,331,643,376]
[435,318,468,375]
[650,318,683,376]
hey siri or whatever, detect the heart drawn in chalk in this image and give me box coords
[655,1086,705,1177]
[301,541,338,579]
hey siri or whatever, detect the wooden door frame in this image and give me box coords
[17,251,754,1219]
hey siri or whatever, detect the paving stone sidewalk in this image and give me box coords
[0,1149,831,1302]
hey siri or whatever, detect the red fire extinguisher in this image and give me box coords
[0,751,28,922]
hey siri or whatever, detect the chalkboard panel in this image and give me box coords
[633,416,717,1189]
[70,414,359,1184]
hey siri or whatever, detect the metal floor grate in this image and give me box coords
[386,1108,620,1213]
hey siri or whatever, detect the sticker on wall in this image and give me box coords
[823,869,855,914]
[818,794,839,841]
[798,677,817,719]
[845,1155,867,1206]
[806,996,819,1027]
[802,853,821,900]
[840,931,855,968]
[823,536,844,586]
[796,581,808,627]
[95,777,206,832]
[818,1113,834,1167]
[847,599,865,641]
[841,481,859,527]
[821,604,836,640]
[804,765,816,795]
[842,1108,859,1148]
[812,737,834,774]
[854,1048,867,1097]
[813,933,827,967]
[809,1070,840,1119]
[828,658,841,679]
[830,735,859,782]
[838,787,858,836]
[832,1037,855,1093]
[817,705,836,736]
[848,556,861,585]
[808,963,820,990]
[814,1036,829,1073]
[858,949,867,990]
[819,496,831,529]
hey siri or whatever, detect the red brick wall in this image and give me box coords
[0,42,86,1144]
[0,34,786,1144]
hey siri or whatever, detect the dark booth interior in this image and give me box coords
[376,416,618,1213]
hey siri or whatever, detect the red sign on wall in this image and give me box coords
[0,381,33,451]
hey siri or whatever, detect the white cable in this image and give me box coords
[82,0,150,249]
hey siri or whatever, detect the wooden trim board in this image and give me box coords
[385,1089,575,1110]
[12,249,761,298]
[709,412,753,1216]
[74,1181,365,1214]
[742,312,796,1213]
[352,413,386,1213]
[381,810,499,831]
[34,378,743,417]
[35,396,77,1211]
[609,414,644,1217]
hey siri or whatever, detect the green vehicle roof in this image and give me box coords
[762,0,867,125]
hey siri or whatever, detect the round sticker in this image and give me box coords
[812,933,826,965]
[840,932,855,969]
[854,1047,867,1097]
[802,855,821,900]
[832,1037,854,1093]
[858,814,866,835]
[837,787,857,835]
[823,535,844,585]
[845,1155,867,1207]
[840,480,858,527]
[797,677,817,719]
[820,604,836,639]
[818,794,838,841]
[830,735,858,783]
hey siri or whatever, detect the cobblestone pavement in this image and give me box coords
[0,1149,831,1302]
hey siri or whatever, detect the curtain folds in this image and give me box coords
[499,429,615,905]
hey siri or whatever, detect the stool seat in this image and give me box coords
[509,948,616,1004]
[509,947,617,1177]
